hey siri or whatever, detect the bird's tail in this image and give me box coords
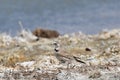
[73,56,86,64]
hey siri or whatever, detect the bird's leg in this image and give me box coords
[66,60,71,70]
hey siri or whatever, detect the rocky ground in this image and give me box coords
[0,29,120,80]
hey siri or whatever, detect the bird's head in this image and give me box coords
[53,41,60,53]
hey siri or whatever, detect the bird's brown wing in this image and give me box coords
[55,54,71,63]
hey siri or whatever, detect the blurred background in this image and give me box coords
[0,0,120,36]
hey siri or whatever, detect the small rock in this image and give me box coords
[85,48,91,51]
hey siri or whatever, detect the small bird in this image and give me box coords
[53,42,86,64]
[53,42,71,63]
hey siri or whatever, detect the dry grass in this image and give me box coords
[0,29,120,79]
